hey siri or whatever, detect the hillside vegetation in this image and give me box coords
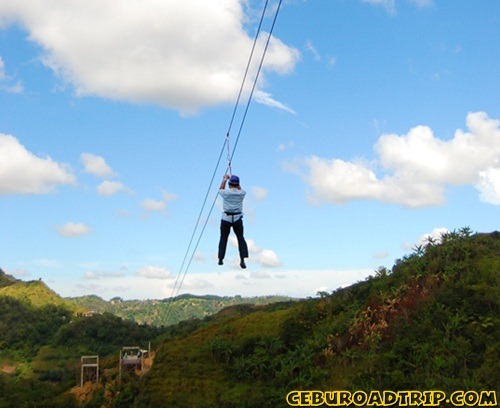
[0,228,498,407]
[0,270,291,407]
[131,228,499,407]
[0,294,159,407]
[67,293,294,327]
[0,278,80,312]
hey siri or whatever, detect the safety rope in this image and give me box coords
[226,132,232,176]
[164,0,283,320]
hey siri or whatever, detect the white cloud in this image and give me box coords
[54,266,373,300]
[417,227,449,246]
[327,56,337,67]
[140,198,166,212]
[116,209,131,217]
[294,112,500,208]
[251,186,268,201]
[1,81,23,94]
[34,259,61,268]
[139,192,177,216]
[361,0,433,14]
[194,252,206,262]
[0,56,24,93]
[9,268,30,278]
[245,238,261,254]
[278,141,295,152]
[80,153,116,178]
[84,270,126,280]
[57,222,92,237]
[97,180,128,197]
[476,168,500,205]
[75,283,101,293]
[154,268,373,298]
[0,56,6,78]
[410,0,433,7]
[305,40,321,61]
[162,191,178,202]
[0,1,299,114]
[373,252,389,260]
[135,266,173,280]
[254,249,282,267]
[250,270,271,279]
[168,277,213,290]
[254,90,296,114]
[361,0,396,15]
[402,227,449,251]
[0,134,75,194]
[229,237,282,267]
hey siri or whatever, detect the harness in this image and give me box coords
[224,211,242,223]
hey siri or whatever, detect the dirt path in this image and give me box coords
[0,365,16,374]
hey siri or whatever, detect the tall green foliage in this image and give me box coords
[132,229,499,407]
[0,297,71,357]
[0,289,161,407]
[53,312,160,356]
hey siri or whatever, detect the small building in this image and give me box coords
[80,355,99,387]
[119,345,151,382]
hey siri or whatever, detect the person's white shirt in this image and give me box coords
[219,188,246,222]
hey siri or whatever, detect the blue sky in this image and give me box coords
[1,0,498,300]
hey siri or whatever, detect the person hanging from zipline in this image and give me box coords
[218,174,249,269]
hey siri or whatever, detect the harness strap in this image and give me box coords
[224,211,242,223]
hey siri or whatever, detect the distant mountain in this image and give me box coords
[0,268,294,327]
[67,293,296,327]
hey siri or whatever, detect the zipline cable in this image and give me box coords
[165,1,272,306]
[225,0,270,175]
[164,0,283,321]
[164,1,269,307]
[228,0,283,166]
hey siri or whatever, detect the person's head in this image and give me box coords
[228,175,240,188]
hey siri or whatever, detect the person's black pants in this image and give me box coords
[218,218,249,261]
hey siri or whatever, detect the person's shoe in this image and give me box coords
[240,260,246,269]
[218,259,223,265]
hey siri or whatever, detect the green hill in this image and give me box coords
[67,293,296,327]
[130,228,499,407]
[0,271,161,408]
[0,276,80,312]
